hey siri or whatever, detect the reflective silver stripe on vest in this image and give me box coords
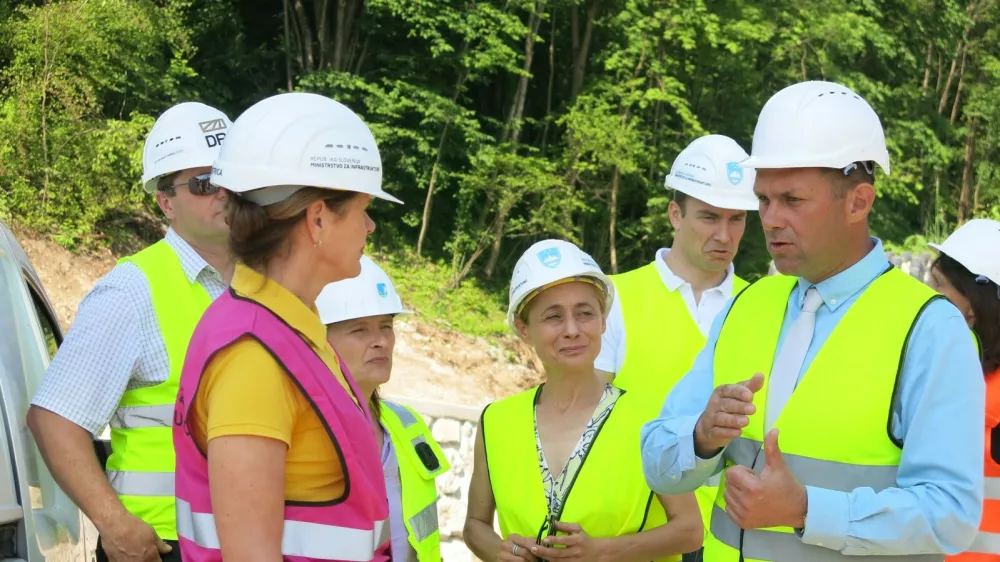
[408,501,439,542]
[706,472,722,487]
[711,505,943,561]
[383,401,419,427]
[176,498,390,561]
[985,476,1000,501]
[725,437,899,492]
[109,404,175,429]
[969,530,1000,554]
[107,470,175,497]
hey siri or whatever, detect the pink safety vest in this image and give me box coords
[172,289,391,562]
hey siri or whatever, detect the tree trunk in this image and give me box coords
[418,64,469,255]
[292,0,315,73]
[609,166,619,274]
[973,176,982,214]
[503,5,542,145]
[571,0,599,100]
[486,2,544,278]
[958,116,978,224]
[352,35,369,74]
[283,0,294,91]
[333,0,347,70]
[950,45,968,124]
[938,40,962,114]
[41,10,51,205]
[417,122,452,256]
[935,52,944,93]
[344,0,363,71]
[316,0,330,68]
[922,40,932,95]
[541,11,556,154]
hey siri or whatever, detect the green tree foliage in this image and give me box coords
[1,0,998,286]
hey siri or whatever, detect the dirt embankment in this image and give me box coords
[17,230,540,408]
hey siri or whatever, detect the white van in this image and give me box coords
[0,219,92,561]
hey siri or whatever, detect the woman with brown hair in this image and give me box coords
[171,92,403,562]
[929,218,1000,561]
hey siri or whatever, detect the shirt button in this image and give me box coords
[830,299,837,305]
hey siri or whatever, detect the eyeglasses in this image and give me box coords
[162,173,219,196]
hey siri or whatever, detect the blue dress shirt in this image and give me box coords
[639,238,985,556]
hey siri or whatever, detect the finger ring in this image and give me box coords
[512,544,521,556]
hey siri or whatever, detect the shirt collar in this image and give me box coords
[653,247,736,297]
[795,237,891,312]
[164,227,218,285]
[230,263,330,349]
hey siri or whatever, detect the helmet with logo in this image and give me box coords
[141,102,233,193]
[210,92,402,206]
[665,134,758,211]
[928,218,1000,288]
[316,255,412,325]
[507,239,614,331]
[740,80,890,175]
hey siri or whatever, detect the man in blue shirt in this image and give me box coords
[639,80,984,560]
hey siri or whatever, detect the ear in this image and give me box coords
[668,200,683,230]
[515,317,531,344]
[846,182,876,224]
[305,199,328,245]
[155,190,175,220]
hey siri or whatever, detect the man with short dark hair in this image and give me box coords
[28,102,235,562]
[641,80,983,561]
[598,134,759,561]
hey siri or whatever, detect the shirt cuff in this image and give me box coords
[799,486,849,552]
[678,415,723,469]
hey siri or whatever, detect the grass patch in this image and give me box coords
[371,248,510,339]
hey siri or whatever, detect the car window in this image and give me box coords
[27,288,59,360]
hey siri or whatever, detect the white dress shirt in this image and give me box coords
[595,247,736,374]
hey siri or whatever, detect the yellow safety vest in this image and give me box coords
[704,267,944,562]
[105,240,212,540]
[482,386,680,562]
[611,262,748,540]
[381,400,451,562]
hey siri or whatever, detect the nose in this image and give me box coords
[365,213,376,235]
[714,222,733,245]
[563,314,581,338]
[759,201,783,231]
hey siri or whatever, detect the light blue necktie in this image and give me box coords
[765,287,824,433]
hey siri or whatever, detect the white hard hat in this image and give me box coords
[507,239,614,331]
[141,102,233,193]
[665,134,758,211]
[928,218,1000,285]
[740,80,890,175]
[210,92,402,206]
[316,255,412,325]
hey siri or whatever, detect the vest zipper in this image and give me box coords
[738,441,765,562]
[533,386,624,561]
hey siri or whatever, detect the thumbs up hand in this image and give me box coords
[722,428,808,530]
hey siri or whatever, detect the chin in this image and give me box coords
[772,257,803,276]
[553,354,598,370]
